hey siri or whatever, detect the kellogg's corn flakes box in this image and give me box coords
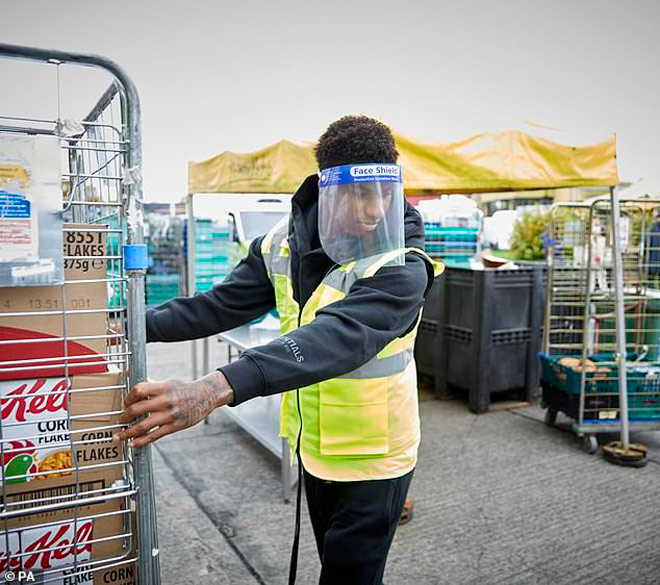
[0,369,125,495]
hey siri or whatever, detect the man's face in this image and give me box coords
[317,167,404,265]
[345,184,393,236]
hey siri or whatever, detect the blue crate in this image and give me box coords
[539,354,642,395]
[539,353,660,421]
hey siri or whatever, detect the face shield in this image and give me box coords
[318,164,405,266]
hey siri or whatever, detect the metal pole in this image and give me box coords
[191,340,199,381]
[579,203,596,429]
[113,54,162,585]
[187,193,199,379]
[128,270,162,585]
[609,186,630,449]
[542,205,558,353]
[0,43,161,585]
[202,336,210,375]
[202,336,209,423]
[115,50,162,585]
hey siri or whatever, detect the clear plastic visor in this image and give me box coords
[318,164,404,266]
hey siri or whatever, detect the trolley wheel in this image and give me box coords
[582,434,599,454]
[544,408,558,426]
[602,441,648,468]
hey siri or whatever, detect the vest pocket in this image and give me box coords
[319,377,389,456]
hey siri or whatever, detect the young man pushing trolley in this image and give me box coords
[113,115,441,584]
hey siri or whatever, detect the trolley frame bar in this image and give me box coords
[0,42,160,585]
[609,186,631,448]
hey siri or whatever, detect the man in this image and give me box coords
[113,115,441,584]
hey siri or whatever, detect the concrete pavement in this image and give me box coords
[146,340,660,585]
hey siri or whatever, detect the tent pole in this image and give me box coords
[609,185,630,449]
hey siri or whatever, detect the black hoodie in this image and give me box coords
[146,174,434,405]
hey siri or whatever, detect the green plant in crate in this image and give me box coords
[510,211,551,261]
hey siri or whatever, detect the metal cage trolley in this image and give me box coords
[541,194,660,455]
[0,44,160,585]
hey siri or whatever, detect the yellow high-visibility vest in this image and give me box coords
[261,217,443,481]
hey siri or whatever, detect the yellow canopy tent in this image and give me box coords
[188,130,618,195]
[185,131,621,414]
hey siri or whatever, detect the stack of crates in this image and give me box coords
[424,219,481,261]
[146,273,182,305]
[145,209,185,306]
[417,195,483,263]
[106,217,124,310]
[192,218,232,293]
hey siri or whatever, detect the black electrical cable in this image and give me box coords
[287,389,304,585]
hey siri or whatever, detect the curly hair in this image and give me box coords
[315,115,398,170]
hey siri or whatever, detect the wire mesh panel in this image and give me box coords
[0,44,159,585]
[544,204,591,356]
[542,197,660,436]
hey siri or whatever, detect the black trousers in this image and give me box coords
[303,467,414,585]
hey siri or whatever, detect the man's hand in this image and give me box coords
[112,371,234,448]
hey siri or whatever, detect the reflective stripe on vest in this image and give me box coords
[261,217,443,481]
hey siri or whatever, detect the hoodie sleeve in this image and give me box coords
[220,251,434,405]
[146,236,276,342]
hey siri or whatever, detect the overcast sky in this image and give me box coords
[2,0,659,202]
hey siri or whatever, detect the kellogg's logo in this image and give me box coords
[1,379,69,424]
[0,520,93,574]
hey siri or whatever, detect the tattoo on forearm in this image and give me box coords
[165,373,232,428]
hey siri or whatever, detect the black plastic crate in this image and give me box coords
[414,270,445,387]
[414,263,546,413]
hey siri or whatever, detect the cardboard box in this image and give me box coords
[0,225,134,585]
[1,369,125,494]
[0,224,110,381]
[2,468,126,525]
[0,497,136,585]
[95,559,138,585]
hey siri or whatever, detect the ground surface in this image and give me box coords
[146,340,660,585]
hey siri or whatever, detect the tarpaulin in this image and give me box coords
[188,130,618,195]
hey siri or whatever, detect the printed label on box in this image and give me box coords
[0,162,38,263]
[0,518,94,583]
[1,377,70,484]
[63,226,107,280]
[1,374,123,486]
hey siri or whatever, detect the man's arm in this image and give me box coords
[222,252,434,405]
[146,235,275,342]
[111,236,274,447]
[113,252,433,447]
[112,370,234,447]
